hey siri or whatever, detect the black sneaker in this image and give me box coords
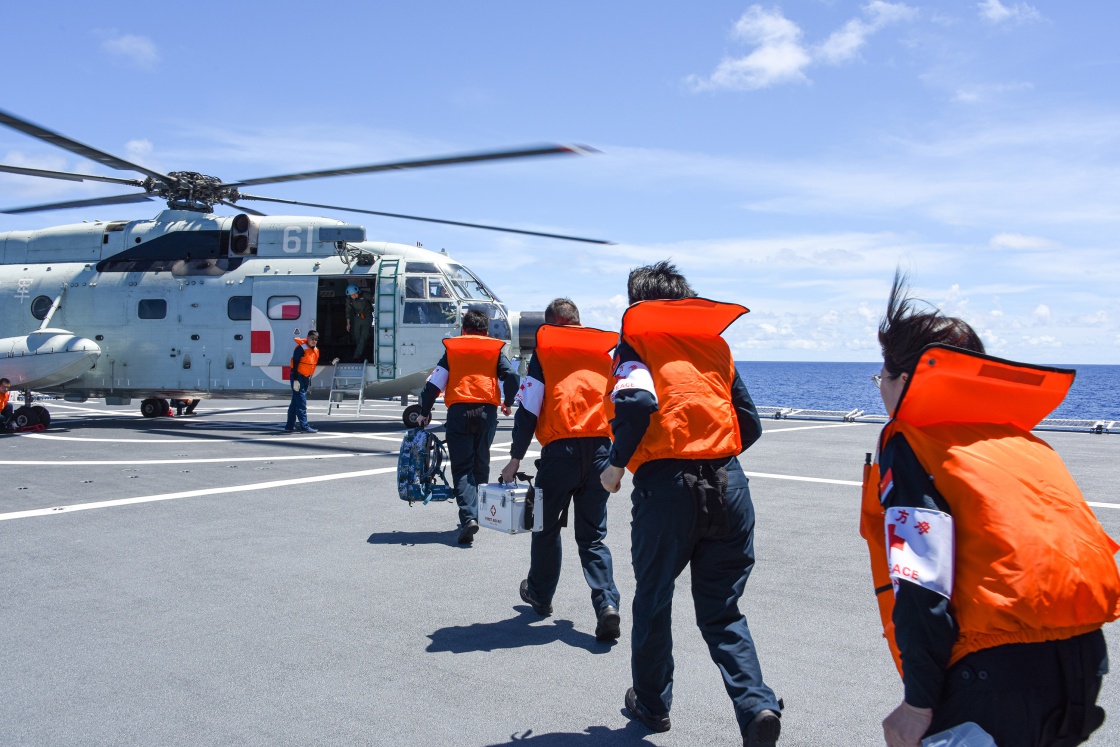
[743,709,781,747]
[458,520,479,544]
[595,605,621,641]
[519,579,552,616]
[624,687,670,733]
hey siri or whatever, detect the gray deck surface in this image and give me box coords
[1,399,1118,746]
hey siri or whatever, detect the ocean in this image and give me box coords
[736,361,1120,422]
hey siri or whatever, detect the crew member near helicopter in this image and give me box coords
[284,331,321,434]
[344,284,374,362]
[0,377,13,431]
[416,309,519,544]
[599,261,782,746]
[499,298,622,641]
[865,271,1119,747]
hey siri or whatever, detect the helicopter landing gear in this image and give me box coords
[402,404,423,428]
[12,404,50,429]
[140,398,171,418]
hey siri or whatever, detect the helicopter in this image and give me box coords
[0,109,607,428]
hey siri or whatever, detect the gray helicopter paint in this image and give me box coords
[0,210,510,403]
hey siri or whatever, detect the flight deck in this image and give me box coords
[2,399,1118,746]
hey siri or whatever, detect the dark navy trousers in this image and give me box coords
[629,455,779,733]
[525,437,620,615]
[285,374,311,429]
[444,403,498,527]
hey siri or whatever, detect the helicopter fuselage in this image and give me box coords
[0,210,513,408]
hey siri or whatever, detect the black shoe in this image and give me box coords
[595,605,621,641]
[624,687,670,733]
[743,709,781,747]
[298,426,318,433]
[519,579,552,616]
[282,426,295,433]
[458,520,479,544]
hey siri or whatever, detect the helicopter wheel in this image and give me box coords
[13,406,39,429]
[30,406,50,429]
[140,398,164,418]
[402,404,423,428]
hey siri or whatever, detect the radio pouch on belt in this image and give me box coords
[683,462,730,541]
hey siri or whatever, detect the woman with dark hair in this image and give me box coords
[862,271,1120,747]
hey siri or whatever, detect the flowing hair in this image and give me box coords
[878,269,984,377]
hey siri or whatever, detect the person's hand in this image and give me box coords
[501,404,512,416]
[346,321,351,332]
[500,459,520,485]
[882,700,932,747]
[600,465,624,494]
[415,415,429,428]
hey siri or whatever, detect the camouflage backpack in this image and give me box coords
[397,428,453,505]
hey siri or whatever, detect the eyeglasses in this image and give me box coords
[871,374,882,388]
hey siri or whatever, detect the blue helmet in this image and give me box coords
[345,284,360,296]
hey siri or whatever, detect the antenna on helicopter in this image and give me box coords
[0,109,611,244]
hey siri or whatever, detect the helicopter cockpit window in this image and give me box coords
[403,301,456,325]
[267,296,301,321]
[30,295,52,321]
[405,262,441,274]
[227,296,252,321]
[428,278,451,298]
[404,277,426,299]
[443,263,496,301]
[138,299,167,320]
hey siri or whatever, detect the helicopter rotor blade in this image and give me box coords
[219,200,267,216]
[0,108,173,184]
[1,192,155,215]
[222,144,598,189]
[0,164,146,187]
[236,193,611,245]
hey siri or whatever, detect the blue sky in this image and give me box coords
[2,1,1118,363]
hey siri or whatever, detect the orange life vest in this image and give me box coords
[860,345,1120,677]
[444,335,505,407]
[620,298,747,472]
[289,338,320,378]
[0,390,9,411]
[533,324,617,446]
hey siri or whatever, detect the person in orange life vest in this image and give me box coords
[416,309,519,544]
[498,298,622,641]
[284,331,321,433]
[0,377,13,431]
[865,271,1120,747]
[599,261,782,747]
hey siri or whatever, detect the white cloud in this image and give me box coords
[1024,334,1060,347]
[817,1,919,65]
[100,33,160,70]
[978,0,1042,24]
[689,2,916,91]
[689,6,812,91]
[953,81,1033,103]
[989,232,1057,250]
[1032,303,1051,323]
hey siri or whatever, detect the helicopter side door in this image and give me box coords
[250,277,320,387]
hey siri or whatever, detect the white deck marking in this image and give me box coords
[0,452,392,466]
[1088,502,1120,510]
[0,466,400,522]
[744,471,863,487]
